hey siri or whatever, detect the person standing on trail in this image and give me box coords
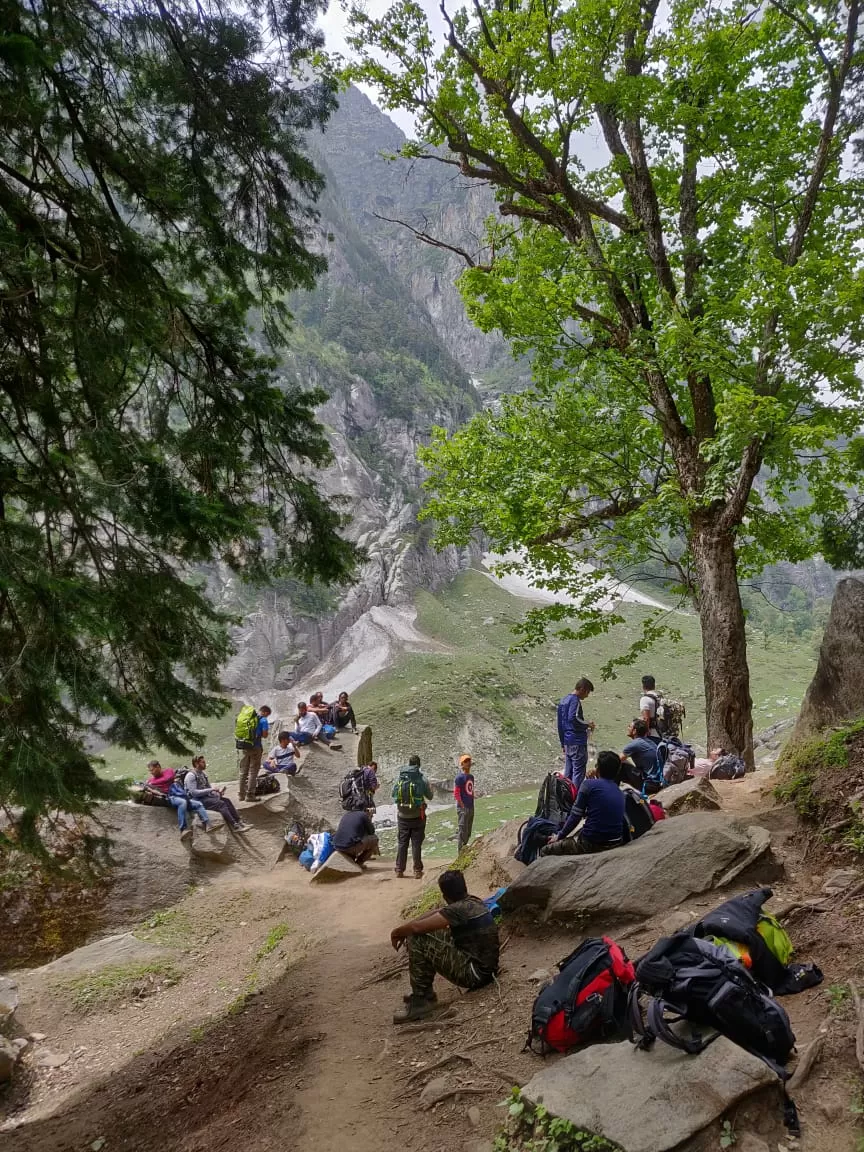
[540,750,627,857]
[454,754,475,853]
[389,868,500,1023]
[393,754,433,879]
[557,677,595,791]
[639,675,662,740]
[235,704,272,802]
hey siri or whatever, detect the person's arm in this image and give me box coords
[363,813,376,836]
[556,784,588,840]
[390,910,449,950]
[557,700,566,747]
[423,776,434,801]
[310,712,322,736]
[640,696,654,726]
[454,776,463,809]
[183,771,209,798]
[567,695,590,737]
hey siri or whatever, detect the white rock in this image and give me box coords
[468,1105,482,1126]
[36,1049,70,1069]
[419,1074,450,1108]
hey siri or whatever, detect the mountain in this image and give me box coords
[211,87,519,695]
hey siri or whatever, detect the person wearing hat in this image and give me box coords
[454,754,475,853]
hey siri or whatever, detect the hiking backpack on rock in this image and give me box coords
[628,933,799,1132]
[527,936,636,1053]
[254,773,280,796]
[645,691,686,738]
[653,737,695,786]
[621,786,655,840]
[341,768,371,811]
[234,705,258,749]
[514,816,560,865]
[708,753,746,780]
[535,772,578,824]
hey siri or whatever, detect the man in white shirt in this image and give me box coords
[288,701,322,745]
[640,675,661,741]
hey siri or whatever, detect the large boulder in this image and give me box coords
[34,932,175,978]
[794,577,864,736]
[0,1035,19,1085]
[521,1037,775,1152]
[0,977,19,1034]
[658,777,721,815]
[500,814,770,924]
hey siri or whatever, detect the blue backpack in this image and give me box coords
[514,816,560,865]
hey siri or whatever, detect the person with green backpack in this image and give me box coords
[234,703,272,801]
[392,754,433,879]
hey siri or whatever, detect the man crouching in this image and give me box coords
[389,869,500,1024]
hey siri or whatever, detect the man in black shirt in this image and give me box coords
[390,870,499,1023]
[333,809,379,866]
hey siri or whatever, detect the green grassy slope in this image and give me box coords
[353,568,818,794]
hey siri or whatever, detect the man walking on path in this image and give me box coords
[454,754,475,853]
[639,675,662,740]
[390,869,500,1023]
[557,677,595,791]
[237,705,271,801]
[393,754,433,879]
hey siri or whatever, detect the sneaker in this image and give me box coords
[402,989,437,1004]
[180,828,192,842]
[234,823,252,833]
[413,871,424,880]
[393,995,436,1024]
[203,823,214,834]
[238,794,247,803]
[394,870,405,878]
[329,743,343,751]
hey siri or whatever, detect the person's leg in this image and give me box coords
[457,807,474,853]
[246,748,263,798]
[539,835,586,857]
[169,795,188,832]
[189,798,210,829]
[290,731,312,745]
[395,819,410,876]
[570,743,588,792]
[355,834,379,865]
[220,796,241,825]
[410,820,425,877]
[238,749,252,800]
[395,930,482,1022]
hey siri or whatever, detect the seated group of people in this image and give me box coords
[284,692,358,753]
[146,757,252,839]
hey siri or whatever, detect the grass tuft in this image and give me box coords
[61,960,180,1013]
[255,922,290,962]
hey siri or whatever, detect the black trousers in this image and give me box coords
[396,816,425,874]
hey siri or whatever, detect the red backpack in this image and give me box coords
[527,937,636,1053]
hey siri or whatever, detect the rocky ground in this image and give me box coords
[1,761,864,1152]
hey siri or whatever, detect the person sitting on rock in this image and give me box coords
[308,692,331,721]
[619,719,660,789]
[146,760,212,842]
[540,750,628,857]
[289,701,341,749]
[390,869,500,1024]
[183,756,251,833]
[333,807,379,867]
[333,691,358,733]
[265,732,301,776]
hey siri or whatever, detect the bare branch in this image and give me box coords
[372,211,493,269]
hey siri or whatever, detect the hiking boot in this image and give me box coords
[180,828,192,841]
[238,794,247,803]
[402,989,437,1004]
[393,995,437,1024]
[329,743,343,751]
[394,870,405,878]
[413,870,424,880]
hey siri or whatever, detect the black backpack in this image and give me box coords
[527,937,636,1054]
[255,773,280,796]
[629,933,799,1132]
[340,769,370,811]
[621,786,654,840]
[514,816,560,864]
[535,772,578,824]
[708,753,746,780]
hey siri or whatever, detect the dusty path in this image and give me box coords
[3,770,864,1152]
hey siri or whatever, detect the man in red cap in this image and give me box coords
[454,754,475,853]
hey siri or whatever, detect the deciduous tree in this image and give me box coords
[346,0,864,763]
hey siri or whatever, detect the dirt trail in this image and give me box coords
[3,770,864,1152]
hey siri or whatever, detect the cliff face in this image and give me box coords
[214,88,500,694]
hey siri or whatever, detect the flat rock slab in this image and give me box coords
[658,777,721,815]
[521,1038,775,1152]
[35,933,174,978]
[309,852,364,882]
[501,814,770,925]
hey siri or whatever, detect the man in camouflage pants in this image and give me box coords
[389,869,500,1023]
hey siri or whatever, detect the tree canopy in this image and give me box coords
[0,0,358,845]
[345,0,864,759]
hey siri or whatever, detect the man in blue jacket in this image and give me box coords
[557,677,595,791]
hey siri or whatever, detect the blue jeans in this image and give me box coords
[168,794,208,831]
[563,743,588,791]
[290,729,331,745]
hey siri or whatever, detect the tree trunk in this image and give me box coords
[690,517,754,769]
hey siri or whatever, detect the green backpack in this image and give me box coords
[234,705,258,745]
[757,914,794,967]
[393,773,424,810]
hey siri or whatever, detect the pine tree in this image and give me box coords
[0,0,358,844]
